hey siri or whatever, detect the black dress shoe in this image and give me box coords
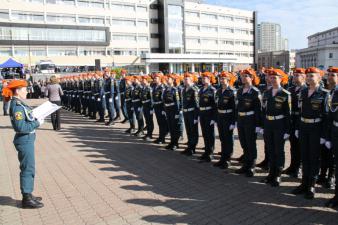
[304,187,315,199]
[134,130,144,137]
[95,119,105,123]
[121,119,128,124]
[324,177,334,189]
[32,195,42,202]
[245,168,255,177]
[292,183,307,195]
[213,161,224,167]
[153,139,165,144]
[22,194,44,209]
[143,136,152,141]
[235,155,244,162]
[235,166,247,174]
[165,144,173,149]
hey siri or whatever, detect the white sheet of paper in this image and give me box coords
[32,101,61,120]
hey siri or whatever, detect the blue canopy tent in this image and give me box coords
[0,58,23,68]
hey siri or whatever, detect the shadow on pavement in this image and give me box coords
[58,110,337,225]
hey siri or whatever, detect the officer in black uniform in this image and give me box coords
[292,67,330,199]
[181,73,199,156]
[235,69,262,177]
[141,76,154,141]
[317,68,337,189]
[325,67,338,208]
[162,75,182,151]
[152,74,168,144]
[260,69,291,187]
[119,70,129,123]
[104,71,116,126]
[214,71,237,169]
[125,76,136,134]
[88,74,97,120]
[284,68,307,178]
[198,72,217,162]
[82,74,90,117]
[95,73,106,123]
[131,76,144,136]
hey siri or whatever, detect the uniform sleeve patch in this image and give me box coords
[15,111,23,121]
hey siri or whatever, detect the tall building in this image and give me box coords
[0,0,256,73]
[296,26,338,70]
[257,22,282,52]
[257,50,294,73]
[281,37,288,51]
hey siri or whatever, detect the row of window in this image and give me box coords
[185,11,253,23]
[19,0,148,12]
[112,35,149,42]
[186,38,254,46]
[0,27,106,42]
[0,47,149,57]
[1,10,149,27]
[186,25,253,35]
[185,50,254,57]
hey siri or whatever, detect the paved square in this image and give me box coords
[0,99,336,225]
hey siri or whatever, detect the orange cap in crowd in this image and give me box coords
[293,68,306,74]
[240,68,260,86]
[305,67,324,76]
[268,68,289,85]
[2,79,28,100]
[201,72,217,84]
[219,71,237,87]
[184,72,198,83]
[327,67,338,73]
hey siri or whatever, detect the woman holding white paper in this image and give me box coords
[2,79,44,209]
[45,76,63,130]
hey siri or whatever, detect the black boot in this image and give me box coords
[271,167,283,187]
[22,194,44,209]
[326,188,338,208]
[235,165,248,174]
[292,177,307,195]
[304,178,316,199]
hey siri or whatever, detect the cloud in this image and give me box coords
[205,0,338,49]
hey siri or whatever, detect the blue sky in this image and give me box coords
[205,0,338,49]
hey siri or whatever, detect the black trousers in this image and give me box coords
[200,110,215,156]
[300,122,322,180]
[184,111,198,150]
[154,104,168,142]
[238,115,257,168]
[332,126,338,190]
[263,119,286,170]
[288,117,301,170]
[126,100,135,129]
[143,104,154,137]
[120,93,128,120]
[165,106,182,146]
[51,101,61,130]
[217,113,234,161]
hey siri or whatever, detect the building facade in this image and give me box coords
[0,0,256,73]
[257,50,294,73]
[296,27,338,70]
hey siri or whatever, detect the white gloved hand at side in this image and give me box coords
[295,130,299,139]
[325,141,332,149]
[283,133,290,140]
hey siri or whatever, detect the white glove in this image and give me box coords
[162,111,166,116]
[259,128,264,135]
[175,114,180,119]
[109,98,113,103]
[97,98,101,102]
[137,107,141,112]
[325,141,332,149]
[115,96,118,100]
[193,119,198,124]
[295,130,299,139]
[283,133,290,140]
[38,118,44,125]
[210,120,215,125]
[229,124,236,130]
[320,138,326,145]
[255,127,262,133]
[150,110,154,115]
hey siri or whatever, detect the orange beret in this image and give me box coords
[305,67,324,76]
[293,68,306,74]
[184,73,198,83]
[125,76,134,82]
[201,72,217,84]
[240,68,260,86]
[219,71,237,87]
[327,67,338,73]
[268,69,289,85]
[2,79,27,99]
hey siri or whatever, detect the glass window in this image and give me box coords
[187,38,199,44]
[186,25,199,31]
[111,19,136,27]
[0,11,9,20]
[14,48,29,56]
[168,5,183,52]
[0,48,12,56]
[47,14,76,23]
[92,1,104,8]
[46,0,75,5]
[220,27,233,33]
[31,49,46,56]
[137,6,147,13]
[112,35,136,41]
[138,21,147,27]
[12,11,44,22]
[138,36,148,42]
[49,48,76,56]
[185,11,199,18]
[201,26,217,32]
[79,17,91,24]
[201,13,217,20]
[111,4,134,11]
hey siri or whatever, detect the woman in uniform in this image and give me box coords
[3,80,44,208]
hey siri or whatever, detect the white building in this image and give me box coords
[0,0,257,73]
[257,22,286,52]
[296,27,338,70]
